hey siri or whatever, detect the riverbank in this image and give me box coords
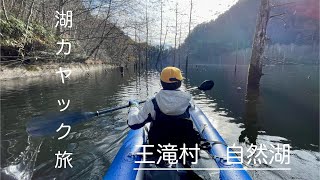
[0,62,115,80]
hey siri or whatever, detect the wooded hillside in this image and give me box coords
[0,0,149,66]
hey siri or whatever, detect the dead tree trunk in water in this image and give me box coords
[185,0,192,73]
[155,0,163,70]
[145,1,149,72]
[234,40,238,72]
[173,2,178,66]
[247,0,270,88]
[178,23,182,68]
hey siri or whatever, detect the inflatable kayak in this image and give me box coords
[103,106,252,180]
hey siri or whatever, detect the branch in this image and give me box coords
[271,2,295,8]
[269,13,286,19]
[1,0,9,21]
[270,16,287,28]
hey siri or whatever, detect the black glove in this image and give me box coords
[129,100,139,107]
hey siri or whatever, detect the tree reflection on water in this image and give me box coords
[239,86,261,145]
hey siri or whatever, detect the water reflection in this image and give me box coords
[239,86,260,145]
[1,64,319,180]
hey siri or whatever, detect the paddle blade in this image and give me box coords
[198,80,214,91]
[26,112,95,137]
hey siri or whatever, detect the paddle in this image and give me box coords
[26,80,214,137]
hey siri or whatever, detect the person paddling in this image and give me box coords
[127,67,206,177]
[128,66,193,130]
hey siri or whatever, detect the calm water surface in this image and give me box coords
[1,65,319,180]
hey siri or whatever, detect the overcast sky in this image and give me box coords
[119,0,238,46]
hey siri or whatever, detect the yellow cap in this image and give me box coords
[160,67,183,83]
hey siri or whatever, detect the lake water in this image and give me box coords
[1,64,319,180]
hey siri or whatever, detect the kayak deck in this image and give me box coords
[103,106,252,180]
[135,150,220,180]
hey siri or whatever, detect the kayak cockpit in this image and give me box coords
[103,106,252,180]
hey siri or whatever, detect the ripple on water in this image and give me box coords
[1,66,319,180]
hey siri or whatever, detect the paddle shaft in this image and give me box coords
[94,81,213,117]
[95,100,146,117]
[26,80,213,137]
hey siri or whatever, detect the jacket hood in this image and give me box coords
[155,89,191,116]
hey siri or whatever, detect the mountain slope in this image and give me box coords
[182,0,319,64]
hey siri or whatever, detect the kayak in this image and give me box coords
[103,106,252,180]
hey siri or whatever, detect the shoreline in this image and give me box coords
[0,63,116,81]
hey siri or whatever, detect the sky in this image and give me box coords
[122,0,239,47]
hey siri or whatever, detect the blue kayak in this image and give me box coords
[104,106,252,180]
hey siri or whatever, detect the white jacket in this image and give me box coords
[128,89,194,129]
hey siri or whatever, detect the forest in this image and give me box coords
[1,0,319,73]
[1,0,163,68]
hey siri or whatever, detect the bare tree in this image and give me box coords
[2,0,150,66]
[234,40,238,72]
[145,0,149,71]
[25,0,35,29]
[156,21,169,71]
[56,0,64,36]
[178,23,182,68]
[185,0,193,70]
[173,2,178,66]
[1,0,9,21]
[155,0,163,70]
[247,0,270,88]
[87,0,113,58]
